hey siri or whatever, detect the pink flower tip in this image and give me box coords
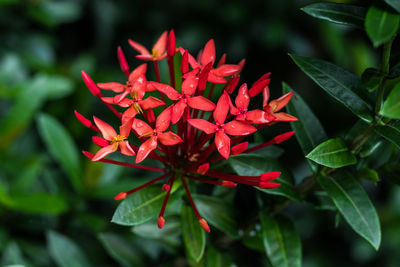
[157,216,165,229]
[82,151,94,159]
[81,70,102,97]
[167,30,176,57]
[274,131,295,144]
[74,110,92,128]
[196,163,209,175]
[258,182,281,189]
[260,172,281,182]
[162,184,170,192]
[199,218,210,233]
[117,46,130,77]
[221,181,237,188]
[114,192,127,200]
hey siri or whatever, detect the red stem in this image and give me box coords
[126,173,169,195]
[181,176,202,219]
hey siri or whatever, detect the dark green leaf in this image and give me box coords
[365,3,400,47]
[374,125,400,148]
[10,193,68,215]
[37,113,82,192]
[229,154,301,201]
[192,194,239,238]
[380,83,400,119]
[1,242,28,266]
[242,223,264,252]
[316,172,381,249]
[112,184,178,226]
[181,204,205,263]
[385,0,400,13]
[260,214,302,267]
[357,168,379,183]
[206,246,233,267]
[290,54,373,123]
[98,233,144,267]
[47,231,92,267]
[306,138,356,168]
[361,68,384,92]
[302,2,366,28]
[282,82,327,172]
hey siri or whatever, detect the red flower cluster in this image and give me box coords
[75,30,297,232]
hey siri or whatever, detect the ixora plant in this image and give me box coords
[73,1,400,264]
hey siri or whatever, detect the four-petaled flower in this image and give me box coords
[262,86,298,122]
[129,31,168,61]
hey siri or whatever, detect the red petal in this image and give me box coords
[245,110,275,124]
[113,90,130,104]
[139,96,165,110]
[187,96,216,111]
[261,172,281,182]
[273,131,295,144]
[136,136,157,163]
[101,97,117,105]
[92,144,118,161]
[92,136,109,147]
[74,110,95,129]
[216,53,226,67]
[262,86,270,107]
[181,73,199,95]
[181,49,189,73]
[156,106,172,132]
[121,106,138,124]
[196,163,209,175]
[249,78,270,98]
[223,120,257,136]
[187,119,217,134]
[152,31,168,56]
[136,54,154,61]
[128,64,147,82]
[235,84,250,110]
[225,75,240,94]
[231,142,248,155]
[128,39,150,55]
[119,140,136,156]
[93,116,117,140]
[97,82,125,93]
[273,112,298,122]
[131,75,147,99]
[213,93,230,124]
[208,71,227,84]
[259,182,280,189]
[201,39,215,66]
[117,98,133,108]
[117,46,130,77]
[171,99,187,124]
[167,30,176,57]
[132,119,153,136]
[81,71,101,97]
[213,64,241,77]
[269,92,294,112]
[215,130,230,159]
[187,50,201,69]
[120,117,134,137]
[158,131,183,145]
[198,62,212,91]
[150,82,181,100]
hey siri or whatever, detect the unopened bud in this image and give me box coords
[167,30,176,57]
[162,184,170,192]
[273,131,295,144]
[260,172,281,182]
[196,163,209,175]
[199,218,210,233]
[258,182,280,189]
[81,70,102,97]
[114,192,127,200]
[117,46,130,77]
[221,181,237,188]
[157,216,165,229]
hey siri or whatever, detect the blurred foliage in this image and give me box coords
[0,0,400,266]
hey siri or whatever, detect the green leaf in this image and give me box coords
[260,214,302,267]
[357,168,379,183]
[302,2,366,28]
[374,125,400,148]
[242,223,265,252]
[37,113,82,192]
[111,183,178,226]
[365,3,400,47]
[316,172,381,249]
[181,204,205,263]
[229,154,301,201]
[1,242,28,266]
[206,246,233,267]
[361,68,384,92]
[306,138,356,168]
[380,83,400,119]
[131,216,181,245]
[98,233,144,267]
[282,82,328,172]
[10,193,68,215]
[385,0,400,13]
[47,231,92,267]
[290,54,373,123]
[192,195,239,238]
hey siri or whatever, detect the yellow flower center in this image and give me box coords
[111,135,126,144]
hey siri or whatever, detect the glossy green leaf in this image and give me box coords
[361,68,383,92]
[357,168,379,183]
[47,231,92,267]
[365,3,400,47]
[98,233,144,267]
[206,246,233,267]
[374,125,400,148]
[10,193,68,215]
[380,83,400,119]
[306,138,356,168]
[37,113,82,192]
[192,194,239,238]
[229,154,301,201]
[242,223,264,252]
[385,0,400,13]
[302,2,366,28]
[317,172,381,249]
[112,184,176,226]
[282,82,328,172]
[260,213,302,267]
[181,204,205,263]
[290,54,373,123]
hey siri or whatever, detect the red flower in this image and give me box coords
[132,107,182,163]
[188,92,256,159]
[262,86,298,122]
[91,117,135,161]
[129,31,168,61]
